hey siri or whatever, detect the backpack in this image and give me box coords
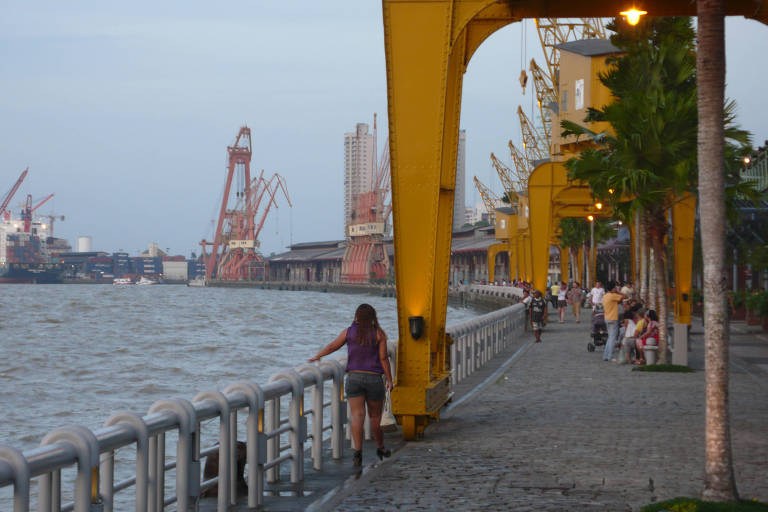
[530,297,546,322]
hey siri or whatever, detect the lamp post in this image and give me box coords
[588,215,595,285]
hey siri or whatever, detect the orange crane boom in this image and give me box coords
[1,168,28,219]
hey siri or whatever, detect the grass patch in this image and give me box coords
[642,497,768,511]
[632,364,695,373]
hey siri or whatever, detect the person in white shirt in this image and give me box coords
[618,310,638,364]
[589,281,605,307]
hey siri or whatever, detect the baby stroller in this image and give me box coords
[588,303,608,352]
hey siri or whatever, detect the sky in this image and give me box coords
[1,2,766,257]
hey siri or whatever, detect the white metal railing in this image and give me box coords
[447,303,526,386]
[460,284,524,300]
[0,360,349,512]
[0,306,526,512]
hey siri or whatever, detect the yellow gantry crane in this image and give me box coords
[472,176,501,224]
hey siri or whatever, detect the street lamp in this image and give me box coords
[620,8,647,25]
[587,215,595,285]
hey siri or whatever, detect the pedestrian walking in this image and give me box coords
[557,281,568,322]
[529,290,548,343]
[567,282,584,323]
[309,303,394,466]
[601,283,627,361]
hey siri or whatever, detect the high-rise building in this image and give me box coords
[453,129,467,231]
[344,123,375,236]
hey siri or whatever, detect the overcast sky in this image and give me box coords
[2,2,766,257]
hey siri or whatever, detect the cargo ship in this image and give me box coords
[0,215,67,284]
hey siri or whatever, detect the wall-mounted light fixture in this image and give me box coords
[409,316,425,340]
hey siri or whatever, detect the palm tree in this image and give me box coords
[697,0,739,502]
[563,17,700,363]
[562,17,750,365]
[557,217,614,283]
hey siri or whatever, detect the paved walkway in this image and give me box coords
[324,311,768,511]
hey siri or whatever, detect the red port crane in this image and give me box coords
[1,168,28,220]
[200,126,292,281]
[22,193,54,232]
[341,114,392,283]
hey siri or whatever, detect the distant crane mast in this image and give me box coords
[22,193,54,232]
[478,17,608,205]
[1,168,28,220]
[341,113,392,283]
[472,176,500,223]
[200,126,291,281]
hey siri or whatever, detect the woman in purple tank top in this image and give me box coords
[309,303,394,467]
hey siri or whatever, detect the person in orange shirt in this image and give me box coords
[601,282,627,361]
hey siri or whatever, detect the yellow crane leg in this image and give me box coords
[507,240,517,282]
[672,193,696,325]
[560,246,570,283]
[528,169,556,293]
[487,243,506,284]
[628,217,637,286]
[382,0,515,439]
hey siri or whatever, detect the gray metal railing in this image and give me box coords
[447,303,526,386]
[0,306,527,512]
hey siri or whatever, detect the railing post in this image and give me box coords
[103,412,149,512]
[269,370,305,483]
[318,360,345,460]
[297,365,324,471]
[0,446,30,512]
[265,396,280,483]
[224,382,266,509]
[193,390,231,510]
[148,398,197,512]
[40,426,101,512]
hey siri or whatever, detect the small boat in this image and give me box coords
[187,278,207,287]
[113,278,133,285]
[136,277,157,285]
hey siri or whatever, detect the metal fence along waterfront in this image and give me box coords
[0,301,525,511]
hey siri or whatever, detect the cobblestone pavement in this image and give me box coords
[329,311,768,511]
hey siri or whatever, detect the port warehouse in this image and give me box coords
[56,252,204,281]
[53,226,583,283]
[266,226,570,285]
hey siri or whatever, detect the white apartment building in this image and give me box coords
[453,129,467,231]
[344,123,375,236]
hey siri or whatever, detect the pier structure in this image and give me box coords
[381,0,767,438]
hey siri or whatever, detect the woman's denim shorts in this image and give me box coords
[345,372,385,401]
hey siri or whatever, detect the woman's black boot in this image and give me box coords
[353,450,362,467]
[376,447,391,461]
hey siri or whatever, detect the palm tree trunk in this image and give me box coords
[649,246,656,311]
[653,234,669,364]
[639,211,649,303]
[698,0,738,501]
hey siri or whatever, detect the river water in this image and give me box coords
[0,284,480,452]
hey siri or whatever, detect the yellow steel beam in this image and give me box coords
[672,193,696,325]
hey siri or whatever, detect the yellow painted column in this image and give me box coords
[559,246,570,283]
[628,216,637,286]
[672,193,696,325]
[528,164,557,294]
[487,242,506,284]
[507,239,517,282]
[384,1,508,439]
[577,247,584,285]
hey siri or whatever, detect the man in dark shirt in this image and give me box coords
[529,290,548,343]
